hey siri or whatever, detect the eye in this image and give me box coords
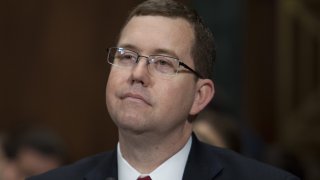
[152,57,176,74]
[158,59,170,66]
[115,50,137,65]
[121,53,135,60]
[154,58,173,66]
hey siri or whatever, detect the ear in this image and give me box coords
[189,79,215,115]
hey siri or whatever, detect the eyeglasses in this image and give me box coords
[106,47,203,78]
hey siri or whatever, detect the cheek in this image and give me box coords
[156,81,195,114]
[106,71,122,107]
[105,75,115,102]
[106,69,126,94]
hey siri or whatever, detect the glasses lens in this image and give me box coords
[150,56,178,75]
[108,48,137,68]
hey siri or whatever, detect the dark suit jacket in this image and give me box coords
[27,135,300,180]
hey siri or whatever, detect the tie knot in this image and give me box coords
[137,175,152,180]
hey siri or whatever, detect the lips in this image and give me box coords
[121,92,151,105]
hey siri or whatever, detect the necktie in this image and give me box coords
[137,175,152,180]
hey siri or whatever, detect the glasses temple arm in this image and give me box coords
[179,62,204,79]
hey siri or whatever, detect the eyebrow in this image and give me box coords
[118,44,180,59]
[118,44,139,52]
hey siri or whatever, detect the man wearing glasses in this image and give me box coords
[28,0,299,179]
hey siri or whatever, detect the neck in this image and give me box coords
[118,123,193,174]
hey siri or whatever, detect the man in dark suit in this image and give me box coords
[28,0,300,179]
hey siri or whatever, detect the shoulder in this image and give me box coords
[26,151,114,180]
[191,137,300,180]
[213,146,297,179]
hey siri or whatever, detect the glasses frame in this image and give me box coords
[106,47,203,79]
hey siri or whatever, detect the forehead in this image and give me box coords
[118,16,194,59]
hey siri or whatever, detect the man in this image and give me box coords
[27,0,300,179]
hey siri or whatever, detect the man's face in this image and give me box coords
[106,16,199,135]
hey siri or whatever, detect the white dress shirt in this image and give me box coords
[117,136,192,180]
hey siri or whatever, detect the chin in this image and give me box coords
[114,115,146,130]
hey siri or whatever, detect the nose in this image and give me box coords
[130,56,151,86]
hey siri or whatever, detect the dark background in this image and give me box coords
[1,0,319,179]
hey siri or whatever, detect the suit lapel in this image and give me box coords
[183,134,223,180]
[84,150,118,180]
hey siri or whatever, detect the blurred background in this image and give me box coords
[1,0,319,179]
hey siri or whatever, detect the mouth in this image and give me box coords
[121,92,151,105]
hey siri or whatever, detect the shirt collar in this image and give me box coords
[117,136,192,180]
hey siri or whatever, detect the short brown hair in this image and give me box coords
[121,0,215,80]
